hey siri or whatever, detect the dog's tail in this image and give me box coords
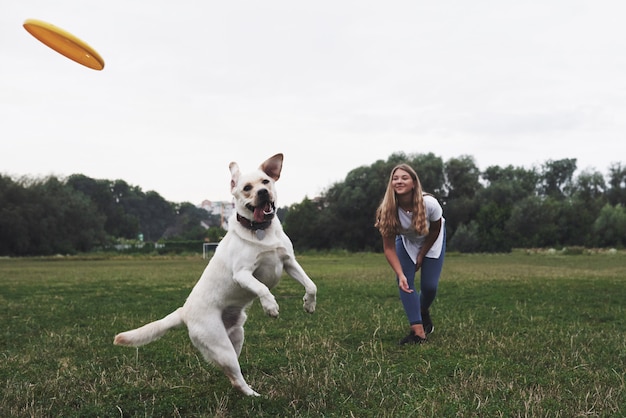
[113,308,184,347]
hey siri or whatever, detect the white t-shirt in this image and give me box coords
[398,194,445,262]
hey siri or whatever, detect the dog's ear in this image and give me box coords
[229,162,240,191]
[260,153,283,181]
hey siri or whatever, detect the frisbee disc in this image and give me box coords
[23,19,105,70]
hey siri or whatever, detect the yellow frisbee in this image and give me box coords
[23,19,105,70]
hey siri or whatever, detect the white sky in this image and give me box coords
[2,1,625,206]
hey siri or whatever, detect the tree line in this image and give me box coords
[283,152,626,253]
[1,153,625,256]
[0,174,223,256]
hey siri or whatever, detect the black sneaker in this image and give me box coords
[422,310,434,335]
[398,330,427,345]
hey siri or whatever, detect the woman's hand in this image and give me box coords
[398,274,414,293]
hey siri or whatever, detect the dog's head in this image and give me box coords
[229,153,283,224]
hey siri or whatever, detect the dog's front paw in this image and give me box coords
[303,294,316,313]
[260,294,280,317]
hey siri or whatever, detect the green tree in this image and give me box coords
[408,153,446,196]
[205,226,227,243]
[475,201,513,252]
[592,204,626,247]
[540,158,577,199]
[67,175,176,241]
[0,175,30,255]
[573,169,606,201]
[483,165,539,198]
[162,202,211,240]
[557,171,607,247]
[322,162,388,251]
[468,165,542,252]
[66,175,137,239]
[505,196,560,248]
[284,197,331,250]
[141,191,176,241]
[4,176,107,255]
[448,221,480,253]
[445,155,481,200]
[607,163,626,206]
[109,179,143,239]
[443,155,482,241]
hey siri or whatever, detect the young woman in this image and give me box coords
[375,164,446,344]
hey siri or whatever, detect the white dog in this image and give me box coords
[114,153,317,396]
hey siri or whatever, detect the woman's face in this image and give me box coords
[392,168,415,197]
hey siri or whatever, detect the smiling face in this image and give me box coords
[234,170,276,222]
[391,167,415,198]
[229,154,283,223]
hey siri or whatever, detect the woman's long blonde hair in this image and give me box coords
[375,163,428,237]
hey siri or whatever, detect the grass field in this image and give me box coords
[1,250,625,417]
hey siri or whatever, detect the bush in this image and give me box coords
[448,222,480,253]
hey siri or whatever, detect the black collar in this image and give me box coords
[236,213,274,231]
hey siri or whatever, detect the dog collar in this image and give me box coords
[236,213,274,240]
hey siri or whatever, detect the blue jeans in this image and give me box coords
[395,229,446,325]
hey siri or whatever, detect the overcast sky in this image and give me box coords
[2,1,625,206]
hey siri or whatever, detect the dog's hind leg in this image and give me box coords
[188,321,259,396]
[227,325,245,358]
[222,306,247,357]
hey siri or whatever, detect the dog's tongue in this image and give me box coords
[254,203,271,223]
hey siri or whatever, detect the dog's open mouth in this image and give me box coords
[246,202,275,223]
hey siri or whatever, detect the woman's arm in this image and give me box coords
[416,218,442,270]
[382,235,413,293]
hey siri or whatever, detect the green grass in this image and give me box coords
[1,251,625,417]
